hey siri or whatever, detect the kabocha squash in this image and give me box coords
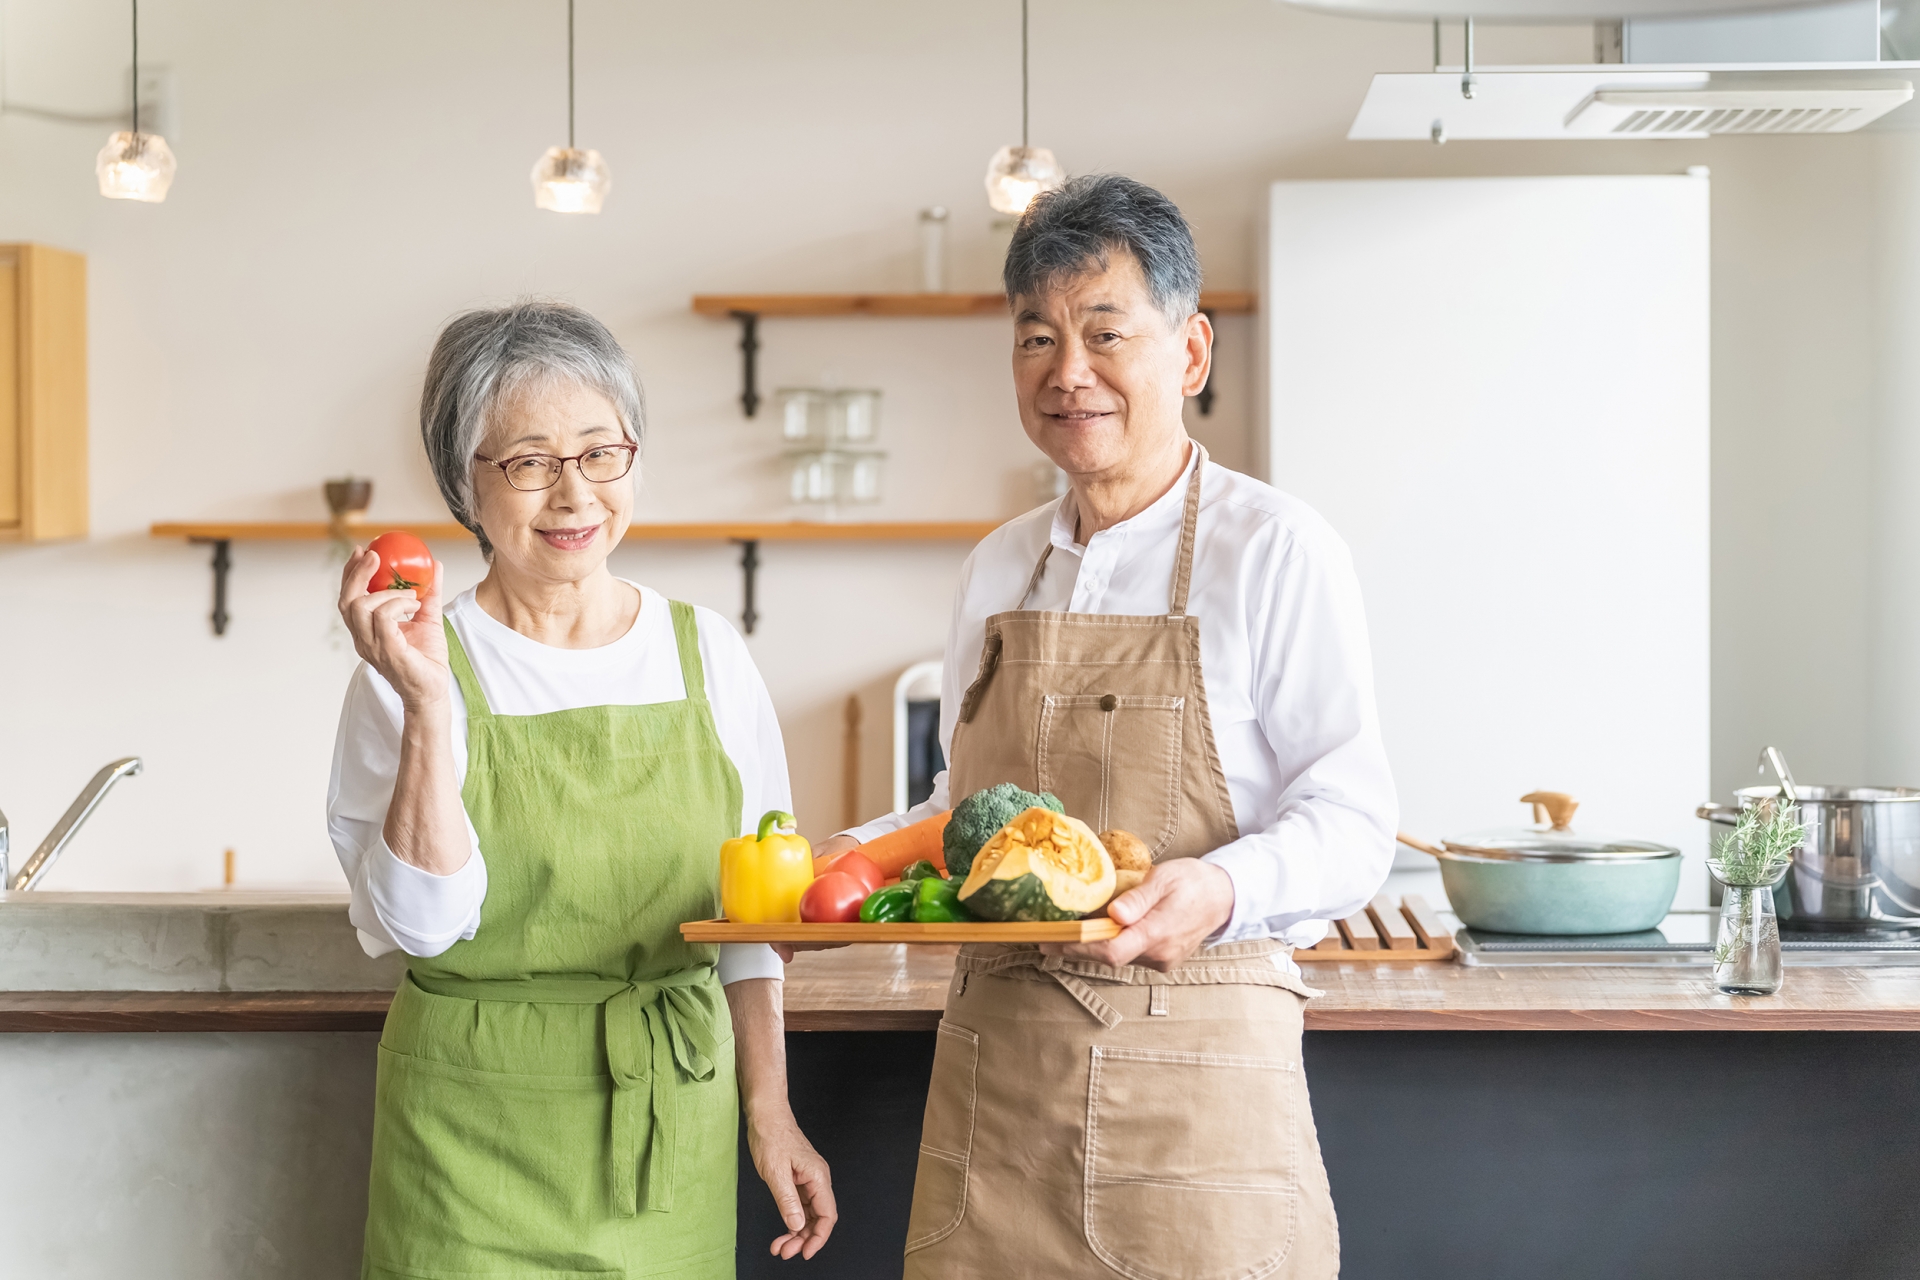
[958,808,1117,922]
[944,783,1065,880]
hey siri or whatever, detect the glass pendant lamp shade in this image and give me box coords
[96,130,175,202]
[984,144,1062,216]
[531,146,610,213]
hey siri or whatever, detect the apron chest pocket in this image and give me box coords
[1036,693,1185,854]
[1083,1045,1300,1280]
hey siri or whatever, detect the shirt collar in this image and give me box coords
[1050,440,1198,554]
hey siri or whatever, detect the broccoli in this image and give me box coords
[943,783,1065,880]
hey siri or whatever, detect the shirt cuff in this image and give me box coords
[363,835,487,958]
[717,943,784,985]
[1199,844,1338,949]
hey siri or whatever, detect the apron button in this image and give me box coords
[1100,694,1119,712]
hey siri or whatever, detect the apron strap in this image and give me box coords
[669,600,710,705]
[408,968,721,1217]
[441,620,493,720]
[1016,544,1055,610]
[1168,443,1207,620]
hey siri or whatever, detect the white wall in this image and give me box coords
[0,0,1902,889]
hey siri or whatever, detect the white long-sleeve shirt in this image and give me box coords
[845,446,1398,949]
[325,582,785,985]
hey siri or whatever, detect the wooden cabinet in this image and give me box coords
[0,243,87,542]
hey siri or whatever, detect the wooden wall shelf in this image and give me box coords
[690,290,1256,318]
[691,290,1256,418]
[150,519,1000,637]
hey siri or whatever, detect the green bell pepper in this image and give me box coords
[912,875,970,924]
[858,883,916,924]
[899,859,942,887]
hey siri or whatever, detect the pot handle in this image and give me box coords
[1397,831,1448,857]
[1696,802,1740,826]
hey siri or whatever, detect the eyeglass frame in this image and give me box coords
[472,441,639,492]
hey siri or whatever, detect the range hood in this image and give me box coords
[1320,0,1920,139]
[1352,64,1916,139]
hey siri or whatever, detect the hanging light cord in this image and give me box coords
[130,0,140,137]
[1020,0,1029,150]
[567,0,575,150]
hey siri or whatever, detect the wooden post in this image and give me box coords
[842,694,863,831]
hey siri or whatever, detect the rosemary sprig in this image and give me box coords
[1709,797,1804,887]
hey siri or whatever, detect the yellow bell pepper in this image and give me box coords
[720,810,815,924]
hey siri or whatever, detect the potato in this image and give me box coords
[1098,829,1154,873]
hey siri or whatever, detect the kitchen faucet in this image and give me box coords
[0,757,143,892]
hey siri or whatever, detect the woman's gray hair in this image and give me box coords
[1003,174,1202,327]
[419,300,645,557]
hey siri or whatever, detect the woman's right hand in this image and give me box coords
[338,547,449,709]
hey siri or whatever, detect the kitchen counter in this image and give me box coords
[9,891,1920,1278]
[10,939,1920,1031]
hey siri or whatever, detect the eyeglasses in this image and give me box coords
[474,442,638,492]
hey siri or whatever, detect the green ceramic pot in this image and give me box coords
[1428,830,1683,935]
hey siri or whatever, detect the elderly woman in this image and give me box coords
[325,300,834,1278]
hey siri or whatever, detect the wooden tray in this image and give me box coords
[681,918,1123,944]
[1297,894,1458,964]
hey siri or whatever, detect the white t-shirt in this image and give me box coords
[325,582,785,985]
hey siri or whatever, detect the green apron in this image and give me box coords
[362,600,745,1280]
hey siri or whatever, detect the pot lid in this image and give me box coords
[1440,791,1680,862]
[1440,828,1681,863]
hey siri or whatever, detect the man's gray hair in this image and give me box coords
[1003,175,1202,326]
[420,300,645,557]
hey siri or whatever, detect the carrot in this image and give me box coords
[846,810,951,879]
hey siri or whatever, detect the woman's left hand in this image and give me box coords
[745,1105,837,1259]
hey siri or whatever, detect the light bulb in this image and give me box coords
[96,131,176,203]
[984,144,1063,215]
[531,146,611,214]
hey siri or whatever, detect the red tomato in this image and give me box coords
[366,531,434,594]
[818,850,884,897]
[799,872,868,924]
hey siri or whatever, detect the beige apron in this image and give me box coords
[904,447,1340,1280]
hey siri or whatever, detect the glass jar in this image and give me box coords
[773,388,882,447]
[787,449,885,508]
[1710,863,1788,996]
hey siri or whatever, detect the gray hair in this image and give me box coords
[1003,174,1202,326]
[419,300,645,557]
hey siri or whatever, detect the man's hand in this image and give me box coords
[1040,859,1235,972]
[770,834,861,963]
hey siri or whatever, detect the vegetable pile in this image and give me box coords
[750,786,1155,928]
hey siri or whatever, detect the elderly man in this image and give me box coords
[822,175,1396,1278]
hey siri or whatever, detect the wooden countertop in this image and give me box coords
[8,947,1920,1032]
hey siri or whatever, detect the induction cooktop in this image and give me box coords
[1454,910,1920,967]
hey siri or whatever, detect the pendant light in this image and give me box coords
[530,0,611,214]
[95,0,175,203]
[983,0,1063,216]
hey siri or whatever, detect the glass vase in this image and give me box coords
[1711,873,1785,996]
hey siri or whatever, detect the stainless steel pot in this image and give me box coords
[1698,750,1920,928]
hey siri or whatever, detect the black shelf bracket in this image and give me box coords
[1194,307,1218,416]
[735,538,761,635]
[193,538,233,636]
[730,310,761,418]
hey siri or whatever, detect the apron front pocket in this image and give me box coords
[1083,1045,1300,1280]
[1036,693,1184,852]
[904,1020,980,1254]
